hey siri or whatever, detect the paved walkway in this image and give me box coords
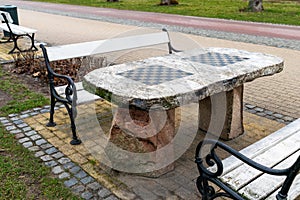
[1,1,300,199]
[5,0,300,41]
[5,0,300,119]
[5,0,300,51]
[0,100,286,200]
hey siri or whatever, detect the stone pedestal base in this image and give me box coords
[107,106,175,177]
[199,85,244,140]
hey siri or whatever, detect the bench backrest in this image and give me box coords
[43,29,176,62]
[39,28,178,106]
[0,11,13,24]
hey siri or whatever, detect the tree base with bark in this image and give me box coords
[160,0,179,5]
[248,0,264,12]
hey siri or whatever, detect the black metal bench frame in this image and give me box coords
[0,12,38,54]
[40,44,81,145]
[195,139,300,200]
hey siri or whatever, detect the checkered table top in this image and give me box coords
[117,65,193,86]
[183,52,249,67]
[84,47,283,108]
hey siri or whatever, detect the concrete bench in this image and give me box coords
[195,118,300,200]
[39,28,179,145]
[0,11,38,54]
[54,82,101,105]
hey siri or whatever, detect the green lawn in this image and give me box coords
[0,67,49,116]
[34,0,300,25]
[0,126,80,200]
[0,65,80,199]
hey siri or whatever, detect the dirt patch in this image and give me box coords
[12,52,105,83]
[1,63,50,97]
[4,52,106,97]
[0,90,13,107]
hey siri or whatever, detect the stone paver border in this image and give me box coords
[0,105,119,200]
[244,103,297,124]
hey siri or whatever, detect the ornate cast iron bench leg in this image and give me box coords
[8,33,38,54]
[1,13,38,54]
[195,139,300,200]
[40,44,81,145]
[0,31,38,54]
[47,91,80,145]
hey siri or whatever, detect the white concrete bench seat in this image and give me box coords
[46,31,176,61]
[195,118,300,200]
[39,28,179,145]
[0,11,38,54]
[0,23,37,35]
[55,82,101,105]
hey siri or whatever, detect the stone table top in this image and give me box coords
[83,48,283,109]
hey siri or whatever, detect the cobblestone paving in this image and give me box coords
[244,103,297,124]
[0,105,120,200]
[0,99,290,199]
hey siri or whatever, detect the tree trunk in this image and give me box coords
[248,0,264,12]
[160,0,179,5]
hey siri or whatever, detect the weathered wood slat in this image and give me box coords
[238,151,300,200]
[221,129,300,190]
[197,119,300,199]
[215,119,300,199]
[266,174,300,200]
[221,119,300,175]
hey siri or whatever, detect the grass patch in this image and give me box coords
[33,0,300,25]
[0,65,80,199]
[0,125,80,199]
[0,66,49,116]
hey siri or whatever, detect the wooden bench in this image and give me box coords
[39,28,179,145]
[195,118,300,200]
[0,11,38,54]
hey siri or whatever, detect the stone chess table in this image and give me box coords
[83,47,283,176]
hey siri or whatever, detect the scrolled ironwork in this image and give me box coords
[195,139,300,200]
[195,140,223,178]
[40,44,81,145]
[196,175,216,199]
[195,140,237,199]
